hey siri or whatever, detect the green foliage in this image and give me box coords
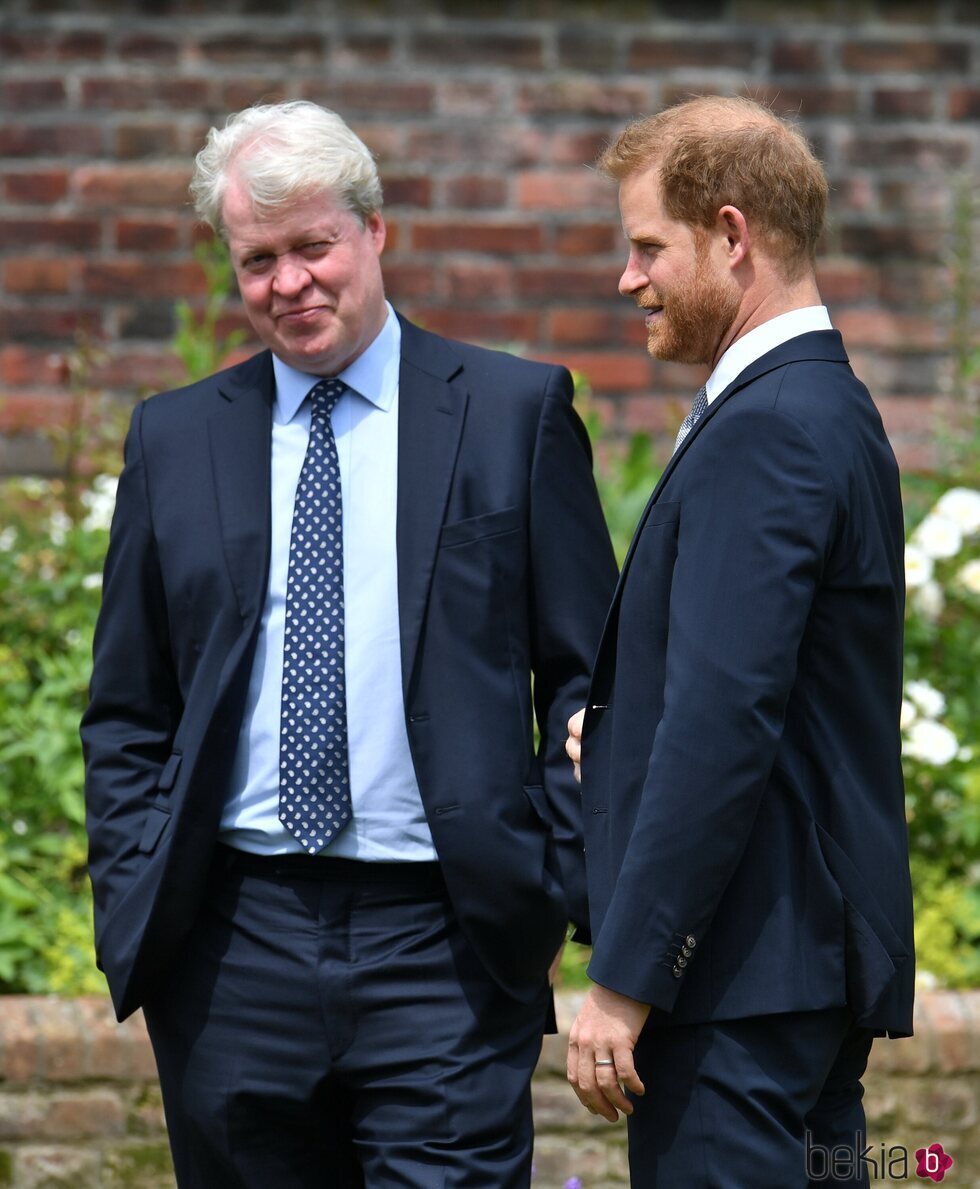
[0,252,242,996]
[172,239,246,384]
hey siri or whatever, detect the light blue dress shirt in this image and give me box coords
[220,305,436,860]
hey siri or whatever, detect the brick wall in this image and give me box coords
[1,0,979,473]
[0,991,977,1188]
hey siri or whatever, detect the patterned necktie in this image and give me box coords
[279,378,351,854]
[672,385,709,454]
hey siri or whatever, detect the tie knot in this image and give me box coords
[308,378,346,418]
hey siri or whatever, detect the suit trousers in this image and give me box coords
[142,847,550,1188]
[626,1008,874,1189]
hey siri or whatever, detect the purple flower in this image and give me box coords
[565,1179,584,1189]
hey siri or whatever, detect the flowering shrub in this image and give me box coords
[0,472,116,991]
[902,486,980,987]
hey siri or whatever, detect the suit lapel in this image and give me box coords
[207,351,274,622]
[395,317,468,695]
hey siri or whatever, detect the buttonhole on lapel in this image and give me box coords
[435,803,460,816]
[408,713,430,724]
[592,806,607,815]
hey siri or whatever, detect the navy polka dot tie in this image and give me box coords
[279,377,351,854]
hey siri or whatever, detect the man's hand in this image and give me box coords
[567,984,649,1123]
[565,707,585,783]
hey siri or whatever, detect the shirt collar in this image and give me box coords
[705,305,833,404]
[272,301,401,423]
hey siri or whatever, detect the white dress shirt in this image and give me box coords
[220,303,436,860]
[705,306,834,403]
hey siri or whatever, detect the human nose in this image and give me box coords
[618,250,647,297]
[272,255,312,298]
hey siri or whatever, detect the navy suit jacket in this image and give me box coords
[82,314,617,1021]
[582,331,914,1036]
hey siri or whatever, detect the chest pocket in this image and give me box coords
[439,506,521,548]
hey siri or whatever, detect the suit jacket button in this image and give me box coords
[672,966,682,978]
[682,946,692,958]
[686,935,697,948]
[677,956,687,968]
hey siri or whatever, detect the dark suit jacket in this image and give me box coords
[581,331,914,1036]
[81,314,617,1021]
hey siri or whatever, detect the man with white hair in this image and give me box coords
[82,101,616,1187]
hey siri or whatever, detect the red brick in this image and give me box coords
[547,309,622,346]
[770,41,826,72]
[304,81,435,115]
[380,175,432,208]
[54,30,107,58]
[850,128,972,170]
[0,124,103,157]
[76,166,192,209]
[411,222,543,254]
[834,310,944,351]
[114,218,180,252]
[0,218,101,250]
[840,225,943,261]
[413,308,540,345]
[1,78,67,107]
[199,32,326,60]
[546,130,613,168]
[538,351,653,393]
[80,76,153,109]
[445,262,513,302]
[219,79,290,112]
[949,88,980,121]
[873,89,936,119]
[0,347,69,391]
[379,262,437,300]
[82,260,206,299]
[0,390,77,431]
[411,31,543,69]
[554,224,618,258]
[516,265,615,300]
[518,80,649,117]
[2,169,70,204]
[0,31,48,59]
[117,33,181,59]
[629,37,754,69]
[4,258,78,295]
[335,32,394,65]
[741,84,858,118]
[842,40,970,72]
[435,81,503,118]
[43,1091,126,1139]
[815,260,877,304]
[117,303,177,341]
[879,182,949,218]
[407,127,525,167]
[0,307,91,343]
[621,394,687,435]
[517,170,612,212]
[0,997,42,1083]
[557,28,620,71]
[93,349,195,391]
[114,123,181,160]
[442,175,508,210]
[877,263,949,309]
[874,396,944,440]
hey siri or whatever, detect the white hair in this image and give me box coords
[190,101,383,238]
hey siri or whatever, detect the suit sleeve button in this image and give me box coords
[682,946,692,958]
[686,935,697,948]
[677,956,687,968]
[672,966,682,978]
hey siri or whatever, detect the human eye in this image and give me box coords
[241,252,273,272]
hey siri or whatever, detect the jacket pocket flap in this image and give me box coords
[138,805,171,855]
[158,751,182,791]
[642,501,681,530]
[440,506,521,547]
[523,783,550,824]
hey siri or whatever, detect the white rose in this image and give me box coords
[48,508,72,547]
[957,558,980,596]
[81,572,103,591]
[906,679,946,718]
[904,544,934,589]
[900,699,917,730]
[935,487,980,536]
[912,579,944,621]
[81,475,119,532]
[912,513,963,560]
[903,719,959,766]
[915,970,939,990]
